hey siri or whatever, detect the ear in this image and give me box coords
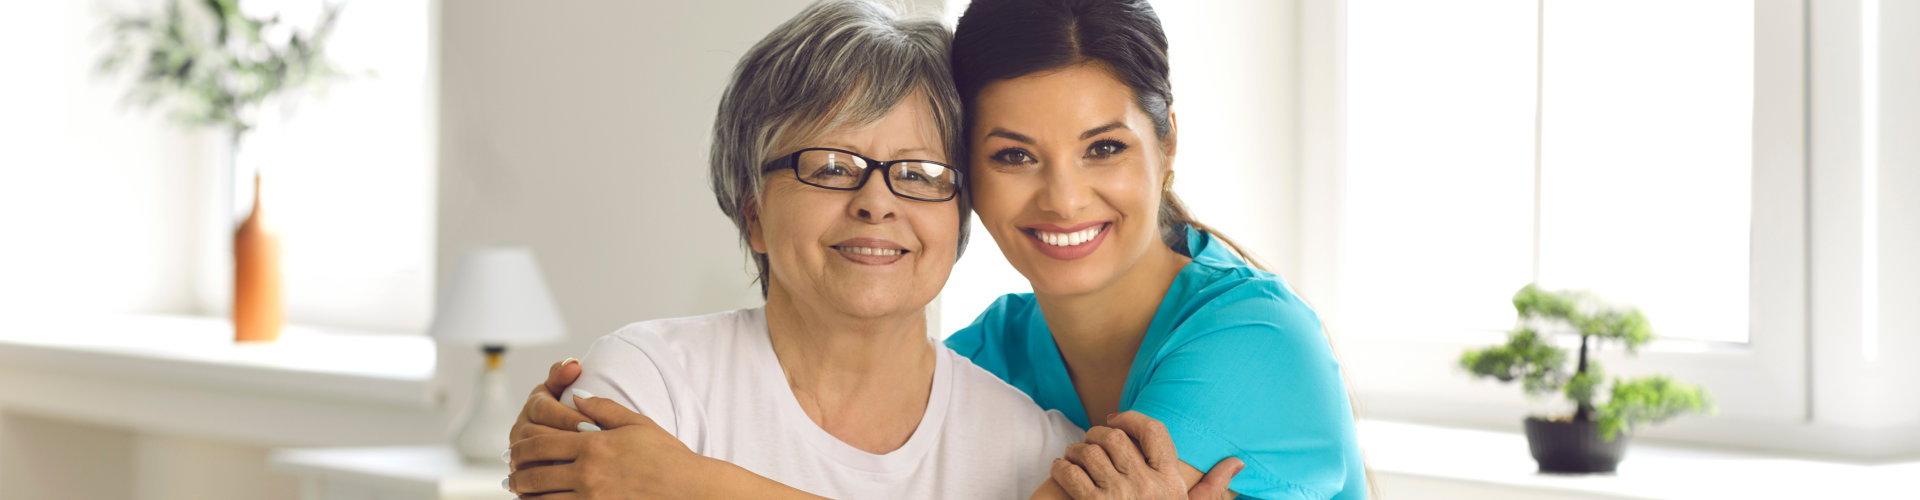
[745,201,768,254]
[1163,109,1180,162]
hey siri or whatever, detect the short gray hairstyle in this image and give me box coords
[709,0,970,297]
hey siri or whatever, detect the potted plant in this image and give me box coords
[97,0,347,342]
[1460,284,1714,473]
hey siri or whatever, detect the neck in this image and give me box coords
[762,284,935,453]
[763,289,932,383]
[1037,242,1192,371]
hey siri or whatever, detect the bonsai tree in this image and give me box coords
[97,0,348,138]
[1460,285,1714,440]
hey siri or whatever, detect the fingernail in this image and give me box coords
[500,448,511,464]
[561,357,579,367]
[578,421,602,432]
[500,477,511,493]
[571,388,595,400]
[1105,413,1119,423]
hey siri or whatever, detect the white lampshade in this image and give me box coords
[428,246,565,346]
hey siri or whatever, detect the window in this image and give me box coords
[0,0,431,333]
[1343,0,1754,344]
[224,0,436,333]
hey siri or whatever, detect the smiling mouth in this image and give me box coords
[831,246,909,256]
[1024,223,1110,247]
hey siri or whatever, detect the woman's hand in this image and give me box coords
[1052,411,1244,500]
[510,358,596,445]
[506,392,712,499]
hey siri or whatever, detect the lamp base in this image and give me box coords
[453,345,517,462]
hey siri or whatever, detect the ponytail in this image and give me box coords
[1157,185,1268,271]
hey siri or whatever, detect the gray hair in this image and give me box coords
[709,0,970,297]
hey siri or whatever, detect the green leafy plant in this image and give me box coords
[97,0,347,135]
[1460,285,1714,440]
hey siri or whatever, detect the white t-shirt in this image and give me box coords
[565,307,1084,499]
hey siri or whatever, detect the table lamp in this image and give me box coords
[429,246,565,462]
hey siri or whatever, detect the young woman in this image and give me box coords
[940,0,1366,498]
[512,0,1365,498]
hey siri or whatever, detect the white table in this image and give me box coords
[272,446,513,500]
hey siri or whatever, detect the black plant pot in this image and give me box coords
[1523,417,1629,473]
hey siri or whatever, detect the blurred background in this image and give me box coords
[0,0,1913,498]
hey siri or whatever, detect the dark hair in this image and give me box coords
[949,0,1261,268]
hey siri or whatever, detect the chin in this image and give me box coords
[832,283,925,319]
[1023,263,1116,297]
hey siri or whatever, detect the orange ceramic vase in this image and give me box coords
[233,172,283,342]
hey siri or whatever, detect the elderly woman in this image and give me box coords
[500,1,1082,497]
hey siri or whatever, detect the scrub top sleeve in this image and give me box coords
[1127,298,1354,500]
[943,322,988,360]
[943,293,1026,374]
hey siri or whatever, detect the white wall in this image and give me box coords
[1155,0,1304,281]
[0,414,135,500]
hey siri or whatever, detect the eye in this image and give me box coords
[807,162,856,179]
[1085,140,1129,160]
[989,148,1035,166]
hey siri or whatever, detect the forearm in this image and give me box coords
[1030,478,1072,500]
[1034,459,1240,500]
[1177,460,1238,500]
[697,456,831,500]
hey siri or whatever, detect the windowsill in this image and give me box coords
[1358,419,1916,498]
[0,314,445,446]
[0,314,437,407]
[1338,329,1755,356]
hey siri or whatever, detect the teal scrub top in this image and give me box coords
[945,227,1367,500]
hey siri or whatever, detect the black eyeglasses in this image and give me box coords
[762,147,963,202]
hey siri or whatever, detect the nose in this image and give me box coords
[847,167,899,223]
[1037,159,1090,220]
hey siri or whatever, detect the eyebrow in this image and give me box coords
[985,128,1035,145]
[892,147,933,159]
[816,143,934,160]
[985,122,1131,145]
[1079,121,1128,140]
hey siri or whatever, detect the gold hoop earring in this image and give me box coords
[1163,171,1176,195]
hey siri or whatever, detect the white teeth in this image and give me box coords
[1036,224,1103,247]
[839,246,903,256]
